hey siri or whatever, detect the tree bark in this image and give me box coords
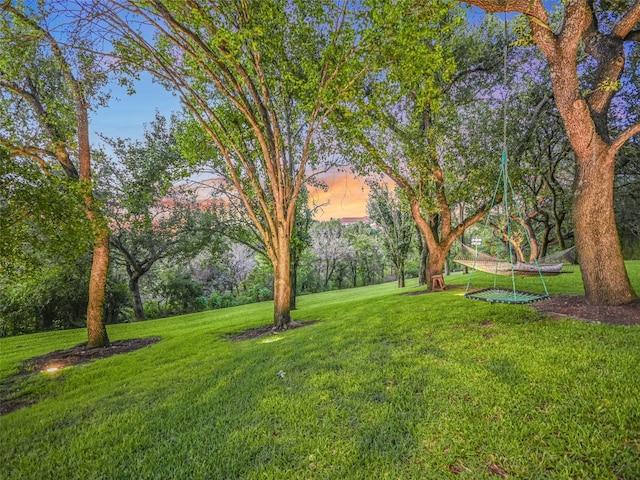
[86,232,110,348]
[416,226,428,286]
[289,250,298,311]
[272,239,292,331]
[128,273,146,321]
[397,265,405,288]
[426,248,446,289]
[573,149,636,305]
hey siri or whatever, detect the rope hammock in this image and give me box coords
[455,13,572,305]
[454,244,574,277]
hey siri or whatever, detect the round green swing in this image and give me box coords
[458,153,552,305]
[455,14,553,305]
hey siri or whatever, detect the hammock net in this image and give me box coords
[454,244,574,277]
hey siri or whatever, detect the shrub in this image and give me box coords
[143,300,162,320]
[209,291,237,310]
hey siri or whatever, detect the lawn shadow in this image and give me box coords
[0,337,161,416]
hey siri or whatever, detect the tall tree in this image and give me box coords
[100,0,367,329]
[367,184,414,287]
[0,2,110,346]
[97,115,211,321]
[335,7,503,289]
[461,0,639,304]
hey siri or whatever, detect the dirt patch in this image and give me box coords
[228,320,318,341]
[0,337,161,416]
[533,296,640,326]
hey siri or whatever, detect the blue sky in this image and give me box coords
[90,73,181,144]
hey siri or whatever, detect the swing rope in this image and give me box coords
[460,12,552,304]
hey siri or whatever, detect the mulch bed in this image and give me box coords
[20,337,162,373]
[228,320,318,341]
[0,337,161,416]
[532,295,640,326]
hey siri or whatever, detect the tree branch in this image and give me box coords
[611,121,640,152]
[612,2,640,39]
[462,0,548,23]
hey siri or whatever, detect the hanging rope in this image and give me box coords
[458,11,556,304]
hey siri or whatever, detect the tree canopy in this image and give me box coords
[97,0,370,329]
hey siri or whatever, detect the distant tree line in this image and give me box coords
[1,0,639,339]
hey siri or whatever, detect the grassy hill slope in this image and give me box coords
[1,264,639,479]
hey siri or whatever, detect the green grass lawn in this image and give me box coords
[1,263,640,479]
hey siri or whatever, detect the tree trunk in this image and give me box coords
[272,240,292,331]
[396,265,405,288]
[86,233,110,348]
[128,273,146,321]
[351,261,357,287]
[426,249,446,291]
[573,150,636,305]
[416,227,428,286]
[75,85,110,347]
[290,249,298,311]
[554,216,566,250]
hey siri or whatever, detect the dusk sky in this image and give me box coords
[308,168,370,220]
[90,74,370,220]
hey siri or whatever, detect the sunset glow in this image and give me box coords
[308,169,370,220]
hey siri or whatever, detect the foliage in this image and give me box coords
[309,219,352,289]
[100,0,370,328]
[97,114,214,320]
[0,256,90,336]
[1,263,640,478]
[0,255,132,336]
[156,270,205,315]
[0,152,92,278]
[615,142,640,258]
[367,184,414,286]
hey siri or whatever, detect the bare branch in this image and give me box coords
[612,2,640,39]
[462,0,549,25]
[611,121,640,153]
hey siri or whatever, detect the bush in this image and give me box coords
[0,259,90,336]
[105,279,131,324]
[143,300,162,320]
[158,273,204,314]
[194,296,209,312]
[246,285,273,302]
[208,291,237,310]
